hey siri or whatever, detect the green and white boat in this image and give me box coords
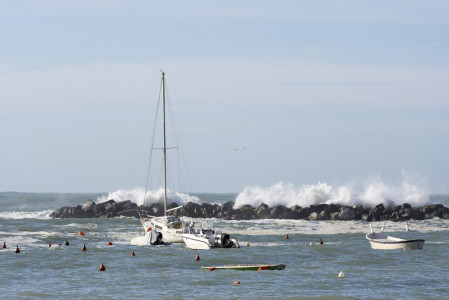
[201,264,286,271]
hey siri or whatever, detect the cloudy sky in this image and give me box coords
[1,0,448,194]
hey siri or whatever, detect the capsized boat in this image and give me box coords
[182,220,240,250]
[366,223,425,250]
[201,264,286,271]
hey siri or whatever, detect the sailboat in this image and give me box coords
[139,71,187,243]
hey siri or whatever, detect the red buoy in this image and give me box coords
[131,251,136,256]
[2,242,6,249]
[79,231,84,236]
[99,263,106,271]
[107,242,113,246]
[15,245,20,253]
[81,244,87,251]
[233,281,240,285]
[195,252,200,261]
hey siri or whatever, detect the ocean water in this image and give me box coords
[1,191,449,299]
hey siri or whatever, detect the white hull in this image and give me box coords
[183,234,214,250]
[141,216,185,243]
[366,232,425,250]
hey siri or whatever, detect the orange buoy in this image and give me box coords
[2,241,6,248]
[81,244,87,251]
[195,252,200,261]
[79,231,84,236]
[208,267,216,271]
[15,245,20,253]
[285,234,289,240]
[107,242,113,246]
[146,227,152,232]
[257,266,269,271]
[131,251,136,256]
[233,281,240,285]
[99,263,106,271]
[319,239,323,245]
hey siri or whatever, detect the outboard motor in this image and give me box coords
[155,232,164,245]
[149,230,165,245]
[221,233,234,248]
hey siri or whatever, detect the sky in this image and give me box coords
[1,0,449,194]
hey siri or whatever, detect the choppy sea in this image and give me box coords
[1,191,449,299]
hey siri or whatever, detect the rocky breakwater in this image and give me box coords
[50,200,449,221]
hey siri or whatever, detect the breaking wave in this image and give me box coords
[234,174,429,209]
[96,187,200,206]
[0,210,53,220]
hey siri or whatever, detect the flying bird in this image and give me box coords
[233,147,246,152]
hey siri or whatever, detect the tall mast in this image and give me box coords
[162,71,167,217]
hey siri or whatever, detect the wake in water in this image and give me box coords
[234,172,429,209]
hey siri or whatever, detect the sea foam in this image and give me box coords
[234,175,429,209]
[96,187,200,206]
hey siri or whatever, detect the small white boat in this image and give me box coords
[182,220,240,250]
[366,223,425,250]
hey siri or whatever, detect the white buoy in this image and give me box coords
[338,270,345,278]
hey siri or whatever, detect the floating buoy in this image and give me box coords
[257,266,269,271]
[208,267,216,271]
[99,263,106,271]
[319,239,323,245]
[79,231,84,236]
[2,241,6,248]
[131,251,136,256]
[338,270,345,278]
[233,281,240,285]
[81,244,86,251]
[146,227,152,232]
[64,240,69,246]
[48,242,52,248]
[195,252,200,261]
[107,242,113,246]
[285,234,289,240]
[15,245,20,253]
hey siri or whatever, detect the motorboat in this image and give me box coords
[366,223,425,250]
[182,220,240,250]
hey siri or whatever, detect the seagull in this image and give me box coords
[233,147,246,152]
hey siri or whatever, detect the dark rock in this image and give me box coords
[50,199,449,221]
[255,203,270,219]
